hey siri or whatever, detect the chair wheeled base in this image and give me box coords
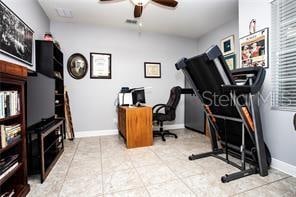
[153,122,177,141]
[153,129,177,142]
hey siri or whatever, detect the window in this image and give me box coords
[272,0,296,110]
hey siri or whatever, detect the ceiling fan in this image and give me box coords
[100,0,178,18]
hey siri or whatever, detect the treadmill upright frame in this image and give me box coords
[177,46,269,183]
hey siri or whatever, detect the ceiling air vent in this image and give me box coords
[56,8,73,18]
[125,19,138,25]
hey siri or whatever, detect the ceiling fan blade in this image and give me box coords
[152,0,178,7]
[134,5,143,18]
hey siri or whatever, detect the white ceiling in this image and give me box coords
[38,0,238,39]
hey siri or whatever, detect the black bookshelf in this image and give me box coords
[35,40,65,136]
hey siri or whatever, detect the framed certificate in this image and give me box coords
[144,62,161,78]
[90,53,112,79]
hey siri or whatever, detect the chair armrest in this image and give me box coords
[152,104,172,115]
[152,104,166,111]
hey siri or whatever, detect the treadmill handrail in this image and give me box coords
[231,67,266,94]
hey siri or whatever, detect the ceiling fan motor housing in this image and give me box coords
[131,0,150,6]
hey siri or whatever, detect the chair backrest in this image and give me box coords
[165,86,182,120]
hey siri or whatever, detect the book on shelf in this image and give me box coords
[0,189,15,197]
[0,162,19,180]
[0,155,19,175]
[0,91,20,119]
[0,124,21,148]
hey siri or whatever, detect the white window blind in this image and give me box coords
[272,0,296,110]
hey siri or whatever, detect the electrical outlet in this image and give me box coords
[113,118,118,124]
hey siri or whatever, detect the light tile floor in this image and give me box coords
[28,129,296,197]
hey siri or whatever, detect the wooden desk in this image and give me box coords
[118,106,153,148]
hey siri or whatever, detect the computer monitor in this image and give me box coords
[132,89,146,105]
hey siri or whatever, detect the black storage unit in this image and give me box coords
[184,79,205,134]
[27,119,64,183]
[35,41,63,78]
[35,40,65,135]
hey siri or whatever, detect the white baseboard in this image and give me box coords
[75,129,118,138]
[158,124,185,130]
[271,158,296,177]
[75,124,185,138]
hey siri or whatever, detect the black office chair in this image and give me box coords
[153,86,182,141]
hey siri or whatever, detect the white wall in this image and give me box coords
[196,19,239,66]
[51,22,197,133]
[0,0,50,71]
[239,0,296,170]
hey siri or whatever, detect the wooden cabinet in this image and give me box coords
[0,61,30,197]
[118,106,153,148]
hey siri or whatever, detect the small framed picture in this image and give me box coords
[240,28,269,68]
[144,62,161,78]
[90,53,112,79]
[224,54,236,70]
[221,35,235,56]
[67,53,88,80]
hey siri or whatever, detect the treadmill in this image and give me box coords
[175,45,271,183]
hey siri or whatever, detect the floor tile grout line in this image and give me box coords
[57,138,80,197]
[101,135,147,195]
[126,147,152,197]
[103,187,149,196]
[29,130,294,196]
[166,163,200,196]
[230,176,293,197]
[152,143,198,196]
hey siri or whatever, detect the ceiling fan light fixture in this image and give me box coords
[131,0,150,6]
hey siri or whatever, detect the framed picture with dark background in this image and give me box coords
[90,53,112,79]
[67,53,88,80]
[224,54,236,70]
[221,35,235,56]
[0,2,34,66]
[144,62,161,78]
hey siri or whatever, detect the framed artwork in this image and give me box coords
[240,28,269,68]
[67,53,88,79]
[144,62,161,78]
[221,35,235,56]
[90,53,112,79]
[0,2,34,66]
[224,54,236,70]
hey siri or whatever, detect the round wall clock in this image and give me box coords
[67,53,88,79]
